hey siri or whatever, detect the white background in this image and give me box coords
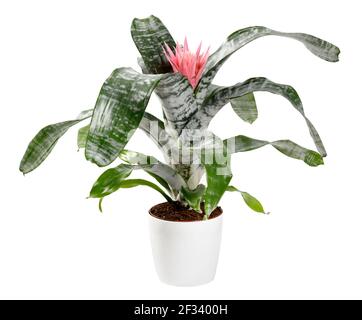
[1,0,361,299]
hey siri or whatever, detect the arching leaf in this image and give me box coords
[196,26,340,103]
[89,163,172,202]
[139,112,172,152]
[89,164,133,198]
[188,77,327,157]
[230,93,258,124]
[115,179,172,202]
[19,109,93,174]
[119,150,186,193]
[224,135,324,167]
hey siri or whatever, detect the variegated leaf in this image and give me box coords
[188,77,327,157]
[77,112,172,155]
[131,15,176,74]
[196,26,340,103]
[230,93,258,124]
[119,150,187,193]
[224,135,324,167]
[155,73,198,134]
[139,112,172,153]
[132,18,198,134]
[270,140,324,166]
[224,135,268,152]
[137,57,150,74]
[85,68,163,167]
[19,109,93,174]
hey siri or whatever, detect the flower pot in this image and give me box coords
[148,207,223,286]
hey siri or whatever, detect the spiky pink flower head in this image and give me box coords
[163,38,210,89]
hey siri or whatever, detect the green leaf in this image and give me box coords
[131,15,176,74]
[227,186,266,214]
[241,192,265,214]
[188,77,327,157]
[85,68,163,167]
[19,109,93,174]
[90,170,172,202]
[116,179,172,202]
[89,164,133,198]
[202,149,233,217]
[180,184,206,212]
[224,135,324,167]
[196,26,340,103]
[98,198,104,213]
[77,124,90,149]
[90,151,186,201]
[230,93,258,124]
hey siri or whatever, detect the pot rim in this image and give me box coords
[148,209,223,224]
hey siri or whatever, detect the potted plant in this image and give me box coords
[20,15,339,286]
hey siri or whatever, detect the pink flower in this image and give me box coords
[163,38,209,89]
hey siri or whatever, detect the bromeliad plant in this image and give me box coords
[20,15,340,219]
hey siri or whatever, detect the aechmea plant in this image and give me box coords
[19,15,340,219]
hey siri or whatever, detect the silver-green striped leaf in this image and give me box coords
[119,150,186,193]
[155,73,198,134]
[78,111,172,155]
[196,26,340,103]
[188,77,327,157]
[139,112,172,152]
[131,15,176,74]
[270,140,324,166]
[20,109,93,174]
[224,135,324,167]
[230,93,258,124]
[85,68,163,167]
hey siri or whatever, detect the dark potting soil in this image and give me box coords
[149,201,223,222]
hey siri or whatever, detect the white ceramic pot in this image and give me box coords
[148,212,223,286]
